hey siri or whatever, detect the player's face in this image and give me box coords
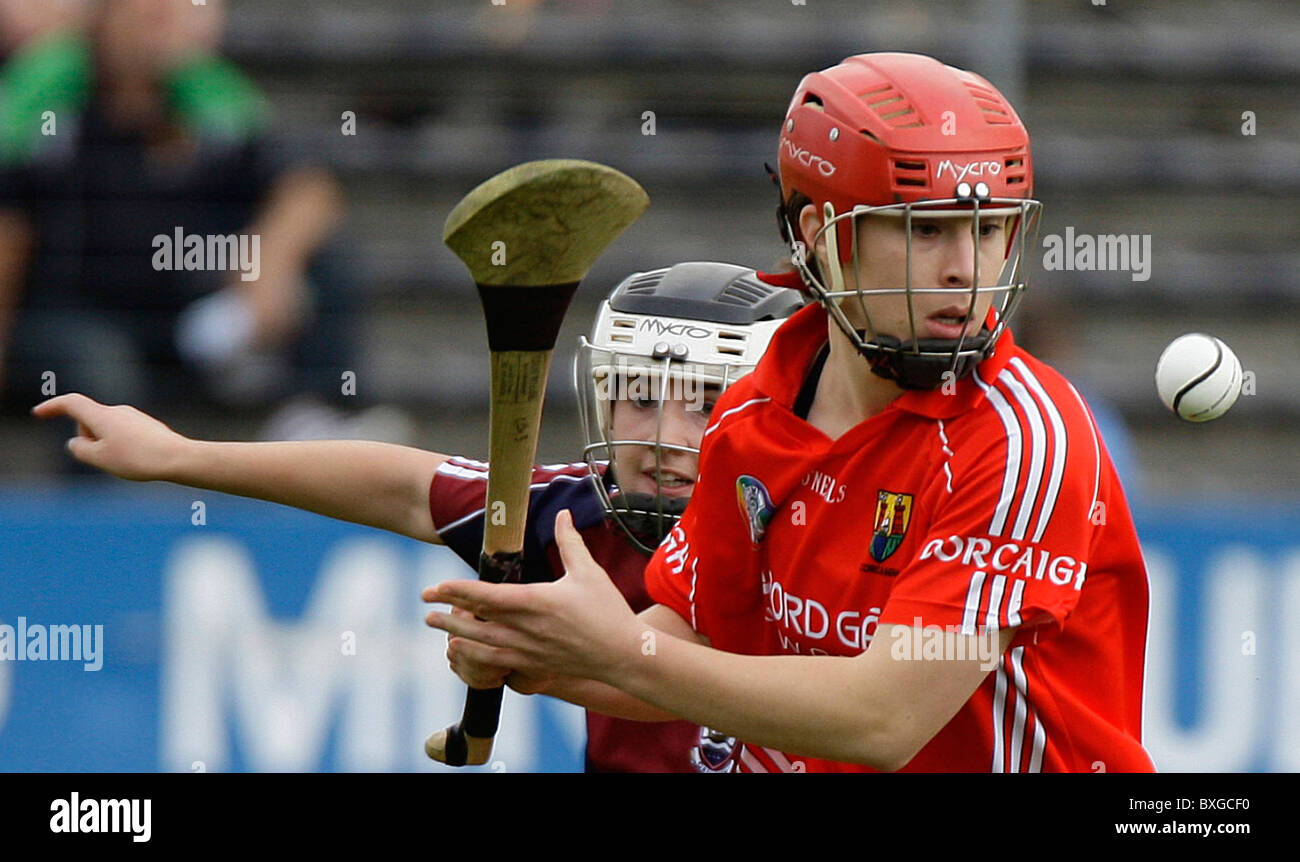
[607,383,718,500]
[838,212,1011,342]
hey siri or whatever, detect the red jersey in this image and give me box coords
[645,304,1154,773]
[430,457,700,773]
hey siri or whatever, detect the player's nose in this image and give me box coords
[640,405,701,466]
[937,225,979,288]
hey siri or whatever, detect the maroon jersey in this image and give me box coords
[430,457,699,773]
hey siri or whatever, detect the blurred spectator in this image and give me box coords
[0,0,365,450]
[0,0,86,57]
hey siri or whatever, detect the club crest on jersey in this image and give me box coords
[870,490,914,562]
[736,475,775,544]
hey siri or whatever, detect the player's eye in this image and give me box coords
[631,397,661,410]
[978,221,1004,238]
[912,222,942,238]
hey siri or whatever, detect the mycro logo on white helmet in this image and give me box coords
[638,318,712,340]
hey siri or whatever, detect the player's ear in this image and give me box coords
[797,204,822,253]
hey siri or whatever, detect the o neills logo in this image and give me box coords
[935,159,1002,183]
[919,534,1088,591]
[781,137,836,177]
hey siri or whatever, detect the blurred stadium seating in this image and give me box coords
[3,0,1297,498]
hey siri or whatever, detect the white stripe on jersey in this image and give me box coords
[739,746,768,773]
[972,376,1022,537]
[439,507,488,534]
[439,463,490,482]
[434,473,591,535]
[1006,577,1025,627]
[703,397,771,437]
[539,461,591,472]
[961,570,987,636]
[1010,359,1069,544]
[991,661,1009,773]
[448,456,490,470]
[1029,701,1047,773]
[1008,646,1029,772]
[985,574,1007,634]
[937,420,955,494]
[763,746,798,773]
[997,369,1048,542]
[687,558,700,633]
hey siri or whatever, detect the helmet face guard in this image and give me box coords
[575,344,735,555]
[574,262,803,554]
[789,192,1042,390]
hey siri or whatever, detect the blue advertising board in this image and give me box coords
[0,484,1296,771]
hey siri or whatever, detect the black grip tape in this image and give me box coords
[477,282,580,352]
[460,686,506,740]
[443,723,470,767]
[478,550,524,585]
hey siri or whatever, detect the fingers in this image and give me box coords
[422,579,535,619]
[446,637,512,689]
[30,392,100,420]
[426,607,525,653]
[505,670,553,696]
[553,509,599,579]
[64,434,100,462]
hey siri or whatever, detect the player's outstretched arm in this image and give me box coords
[32,392,448,543]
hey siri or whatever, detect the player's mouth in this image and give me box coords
[644,467,695,497]
[923,306,975,340]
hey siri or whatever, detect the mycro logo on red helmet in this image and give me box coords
[935,159,1003,183]
[780,137,837,178]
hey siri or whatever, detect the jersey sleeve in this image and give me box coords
[429,457,605,584]
[880,364,1104,641]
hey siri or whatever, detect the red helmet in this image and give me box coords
[775,52,1042,390]
[779,52,1034,261]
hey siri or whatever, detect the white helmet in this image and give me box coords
[576,262,803,553]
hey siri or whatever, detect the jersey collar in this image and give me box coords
[751,303,1018,421]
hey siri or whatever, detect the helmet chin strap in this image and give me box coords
[854,331,992,391]
[606,490,689,552]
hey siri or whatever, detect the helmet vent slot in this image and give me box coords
[892,158,930,190]
[720,278,777,306]
[863,86,925,129]
[1003,154,1029,185]
[717,330,748,341]
[623,273,662,293]
[965,82,1013,124]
